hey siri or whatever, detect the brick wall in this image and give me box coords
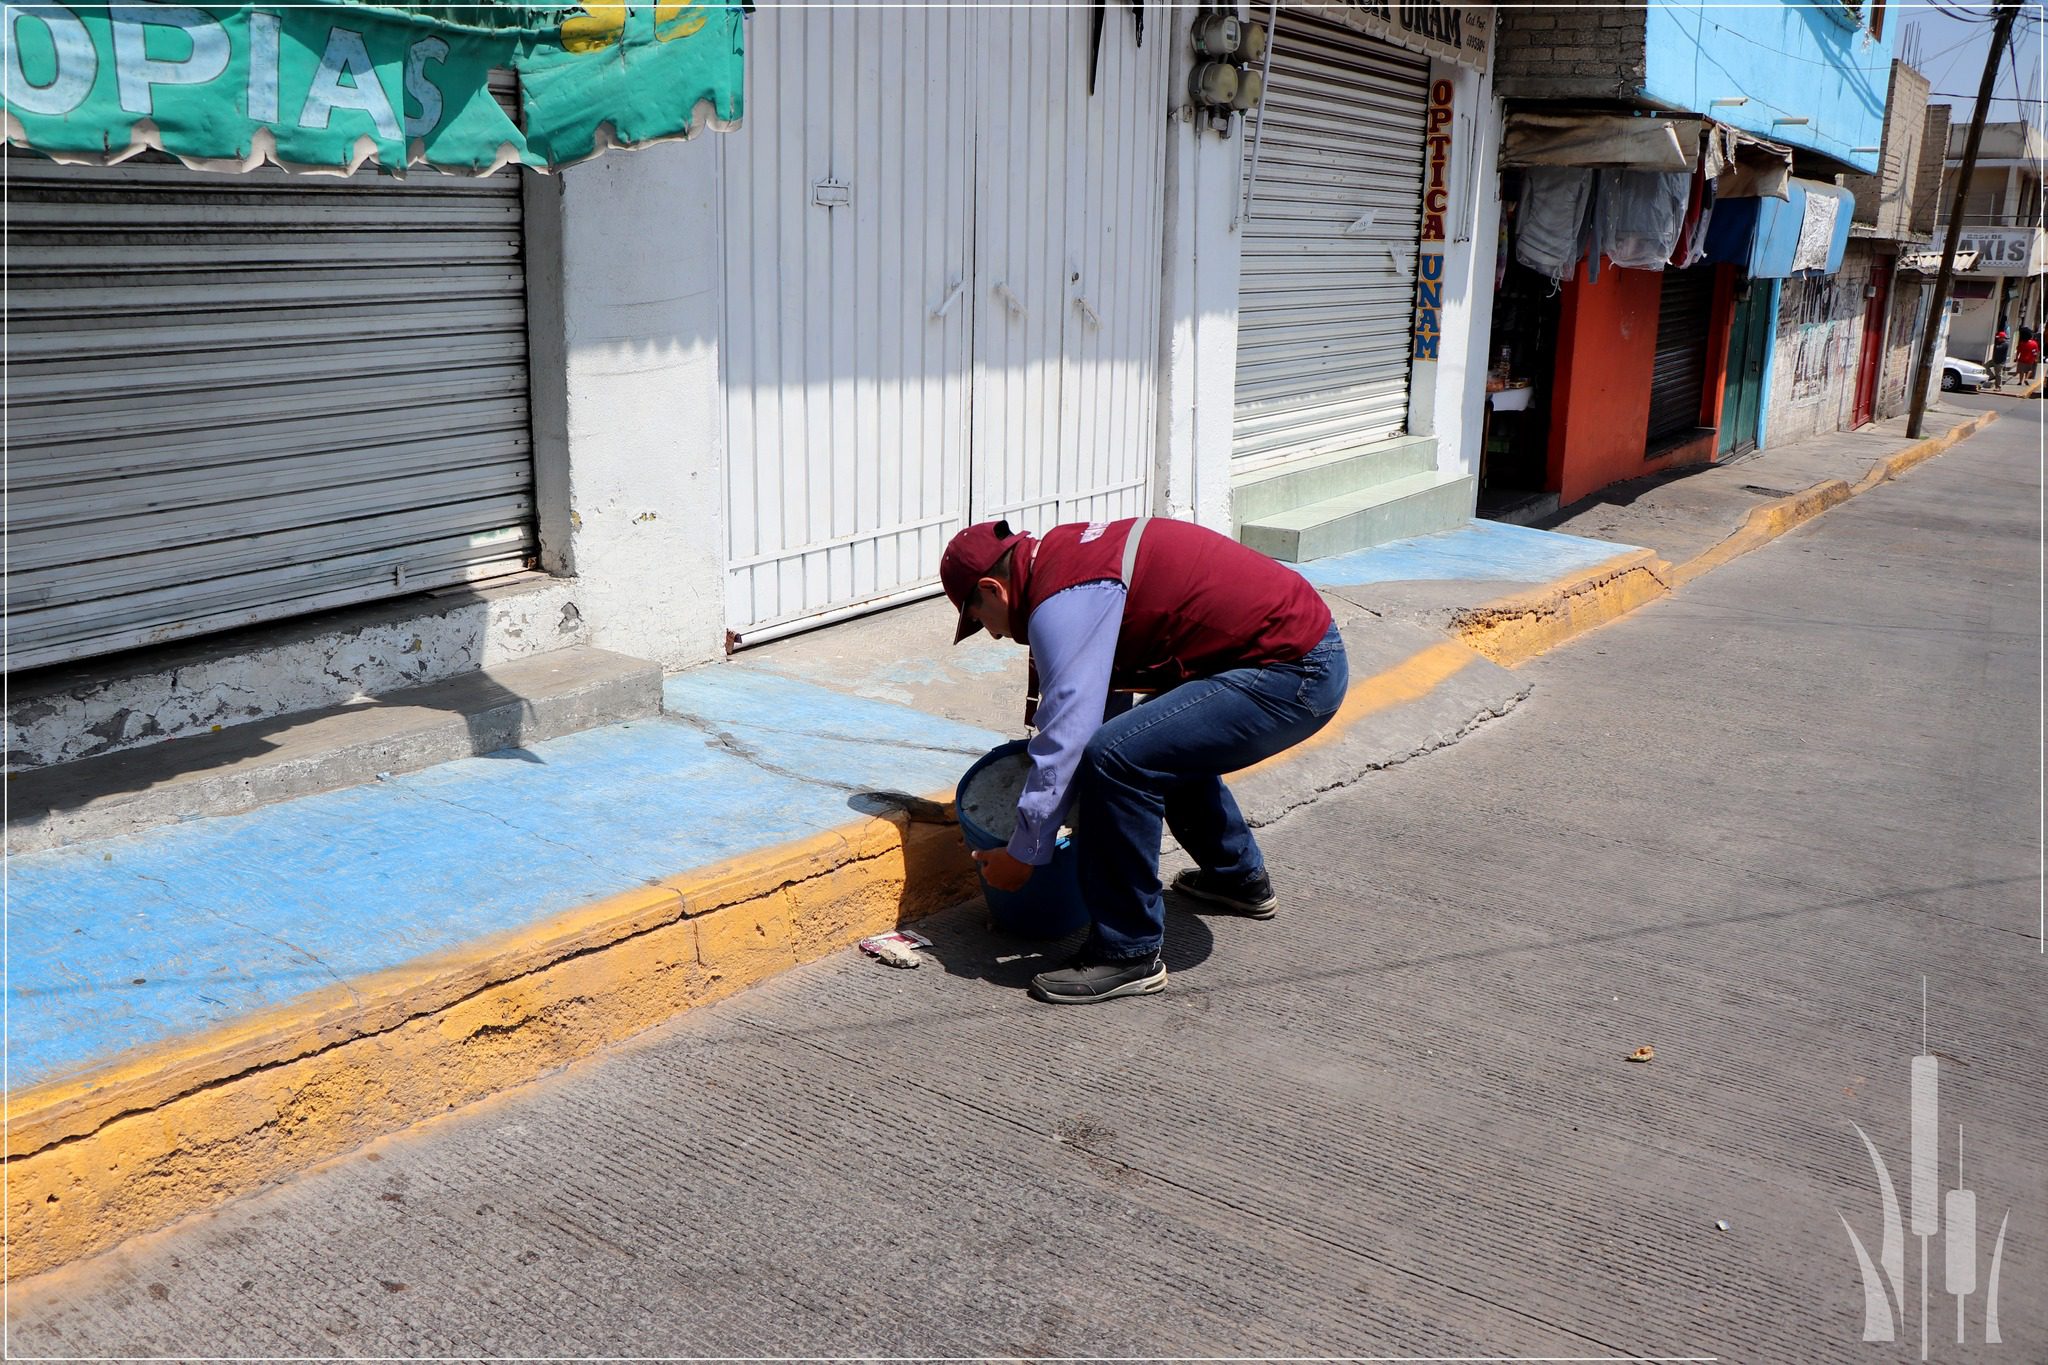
[1847,60,1930,241]
[1912,104,1952,236]
[1493,7,1645,102]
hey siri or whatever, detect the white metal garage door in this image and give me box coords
[4,154,535,673]
[1234,14,1429,472]
[971,0,1169,532]
[720,0,1168,642]
[719,0,977,640]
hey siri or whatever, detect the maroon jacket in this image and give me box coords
[1013,517,1332,695]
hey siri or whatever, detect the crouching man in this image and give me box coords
[941,516,1348,1004]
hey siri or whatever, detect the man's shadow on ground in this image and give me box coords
[917,898,1217,991]
[846,789,1218,989]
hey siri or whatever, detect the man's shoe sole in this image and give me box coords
[1029,966,1168,1004]
[1173,879,1278,920]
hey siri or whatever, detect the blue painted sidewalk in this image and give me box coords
[1296,519,1638,588]
[8,518,1645,1095]
[8,670,1003,1091]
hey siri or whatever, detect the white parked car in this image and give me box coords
[1943,357,1990,392]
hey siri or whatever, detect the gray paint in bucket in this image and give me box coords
[958,752,1030,841]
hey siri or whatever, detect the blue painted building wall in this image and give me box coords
[1643,2,1892,175]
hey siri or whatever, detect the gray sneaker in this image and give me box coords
[1171,868,1278,919]
[1029,952,1167,1004]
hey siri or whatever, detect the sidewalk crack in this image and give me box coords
[670,713,953,799]
[696,716,991,760]
[127,871,364,1011]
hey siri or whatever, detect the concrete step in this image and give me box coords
[1232,436,1438,528]
[1240,469,1478,563]
[7,645,662,854]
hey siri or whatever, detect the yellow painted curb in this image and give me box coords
[3,636,1514,1278]
[1849,408,1999,495]
[4,810,977,1279]
[1456,409,2002,665]
[1667,479,1855,589]
[1452,549,1675,667]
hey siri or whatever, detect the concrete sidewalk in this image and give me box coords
[1539,405,2003,569]
[3,400,2002,1277]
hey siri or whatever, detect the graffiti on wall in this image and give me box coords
[1783,274,1863,405]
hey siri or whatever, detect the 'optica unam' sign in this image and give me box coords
[1412,76,1453,362]
[0,2,746,175]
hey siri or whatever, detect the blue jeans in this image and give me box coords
[1075,623,1349,959]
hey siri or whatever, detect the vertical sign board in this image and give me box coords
[1410,76,1454,432]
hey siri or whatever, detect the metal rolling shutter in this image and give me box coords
[4,154,535,673]
[1647,267,1715,443]
[1234,14,1428,471]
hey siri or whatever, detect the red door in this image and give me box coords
[1852,260,1892,427]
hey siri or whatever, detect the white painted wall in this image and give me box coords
[1428,55,1501,487]
[1155,3,1242,533]
[540,139,730,670]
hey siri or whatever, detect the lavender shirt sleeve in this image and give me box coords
[1007,580,1125,866]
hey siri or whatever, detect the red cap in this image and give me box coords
[940,520,1026,643]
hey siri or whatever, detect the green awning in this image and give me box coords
[1,2,745,174]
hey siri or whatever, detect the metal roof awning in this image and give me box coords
[1503,112,1704,171]
[1901,248,1980,273]
[0,1,746,175]
[1502,111,1795,199]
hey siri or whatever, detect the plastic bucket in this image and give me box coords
[955,739,1090,939]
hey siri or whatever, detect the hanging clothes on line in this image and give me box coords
[1515,167,1594,282]
[1598,169,1691,271]
[1670,154,1718,269]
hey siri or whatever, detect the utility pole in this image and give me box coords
[1908,0,2022,437]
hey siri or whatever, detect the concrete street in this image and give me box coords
[10,398,2043,1360]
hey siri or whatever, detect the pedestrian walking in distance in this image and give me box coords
[1991,330,2010,388]
[2018,328,2039,383]
[941,517,1349,1004]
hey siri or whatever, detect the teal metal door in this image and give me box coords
[1718,283,1770,458]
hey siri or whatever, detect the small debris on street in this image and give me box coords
[1714,1219,1731,1232]
[858,929,933,969]
[1626,1045,1655,1063]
